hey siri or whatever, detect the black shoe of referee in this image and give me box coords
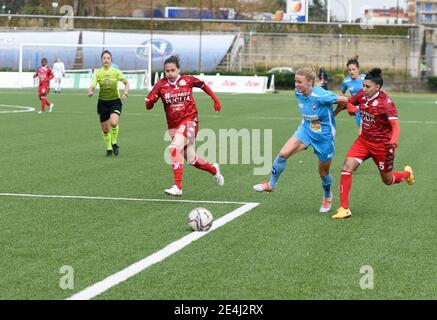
[106,149,113,157]
[112,144,120,156]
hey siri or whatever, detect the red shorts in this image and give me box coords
[346,136,395,173]
[38,86,50,97]
[169,117,199,145]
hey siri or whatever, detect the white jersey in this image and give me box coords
[52,62,65,78]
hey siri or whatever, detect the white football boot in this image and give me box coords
[212,163,224,186]
[319,193,333,213]
[164,185,183,197]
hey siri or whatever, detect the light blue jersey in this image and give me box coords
[341,74,365,95]
[342,74,365,127]
[293,86,339,162]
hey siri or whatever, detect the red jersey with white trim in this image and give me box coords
[34,66,54,87]
[146,75,205,129]
[349,90,398,144]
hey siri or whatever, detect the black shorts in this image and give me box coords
[97,99,122,123]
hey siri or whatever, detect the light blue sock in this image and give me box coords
[268,155,288,188]
[321,174,333,199]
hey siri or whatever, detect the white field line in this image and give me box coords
[0,192,247,205]
[66,202,259,300]
[0,104,35,113]
[50,110,437,124]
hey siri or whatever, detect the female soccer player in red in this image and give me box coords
[33,57,54,114]
[333,68,414,219]
[145,56,224,196]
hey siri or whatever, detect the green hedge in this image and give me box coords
[428,76,437,91]
[0,16,411,36]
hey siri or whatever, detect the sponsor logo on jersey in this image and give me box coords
[164,91,191,105]
[361,110,375,129]
[302,114,320,121]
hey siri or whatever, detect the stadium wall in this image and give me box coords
[239,32,411,73]
[1,16,434,78]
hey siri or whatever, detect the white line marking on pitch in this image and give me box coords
[53,110,437,125]
[0,104,35,113]
[0,192,247,205]
[66,202,259,300]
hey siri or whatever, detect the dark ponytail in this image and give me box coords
[347,55,360,68]
[164,55,180,69]
[365,68,383,87]
[101,50,112,59]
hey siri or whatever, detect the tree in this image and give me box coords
[309,0,328,22]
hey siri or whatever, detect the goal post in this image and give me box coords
[18,43,153,89]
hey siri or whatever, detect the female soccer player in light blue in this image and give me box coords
[341,55,366,130]
[253,67,348,213]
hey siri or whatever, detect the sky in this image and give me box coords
[328,0,408,21]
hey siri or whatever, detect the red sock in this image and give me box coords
[45,98,51,106]
[392,171,410,184]
[169,145,183,190]
[191,156,217,175]
[340,170,352,209]
[40,97,46,112]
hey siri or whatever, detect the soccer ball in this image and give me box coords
[188,208,214,231]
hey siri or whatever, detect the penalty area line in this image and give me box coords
[0,192,247,205]
[0,104,35,113]
[66,202,259,300]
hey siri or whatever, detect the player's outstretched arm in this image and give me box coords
[388,119,400,148]
[89,72,98,97]
[145,92,158,110]
[333,96,348,116]
[121,80,129,100]
[145,83,161,110]
[201,84,221,112]
[88,86,94,97]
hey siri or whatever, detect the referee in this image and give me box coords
[88,50,129,156]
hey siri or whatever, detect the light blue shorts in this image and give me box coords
[293,125,335,162]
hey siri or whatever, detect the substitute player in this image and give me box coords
[340,55,366,131]
[33,57,54,113]
[253,67,348,213]
[88,50,129,156]
[52,57,65,93]
[333,68,414,219]
[145,55,224,197]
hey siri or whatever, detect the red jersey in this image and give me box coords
[34,66,54,87]
[349,90,398,144]
[146,75,205,129]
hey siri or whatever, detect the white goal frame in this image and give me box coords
[18,43,153,89]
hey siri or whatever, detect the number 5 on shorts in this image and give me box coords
[379,161,385,170]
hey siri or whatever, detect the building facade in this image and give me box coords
[408,0,437,24]
[364,7,408,25]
